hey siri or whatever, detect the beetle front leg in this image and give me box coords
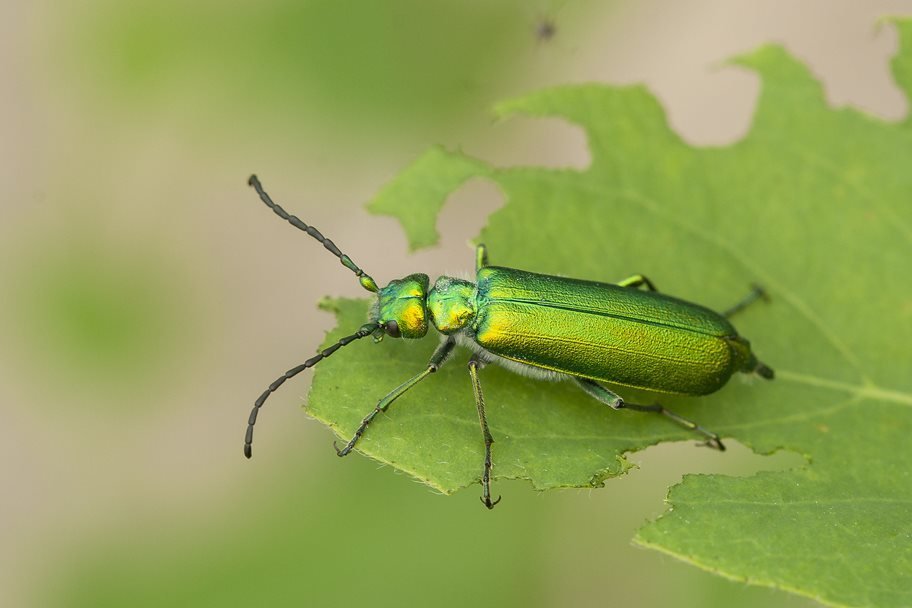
[468,355,501,510]
[573,378,725,451]
[334,337,456,456]
[616,274,658,291]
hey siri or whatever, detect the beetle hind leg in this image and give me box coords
[621,401,725,451]
[574,378,725,451]
[723,283,770,318]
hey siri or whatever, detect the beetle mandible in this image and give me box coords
[243,175,774,509]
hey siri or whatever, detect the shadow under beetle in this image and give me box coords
[243,175,774,509]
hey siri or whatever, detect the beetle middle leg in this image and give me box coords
[334,337,456,457]
[573,378,725,451]
[616,274,658,291]
[475,243,490,272]
[468,355,501,509]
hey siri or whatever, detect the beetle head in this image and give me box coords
[371,273,430,339]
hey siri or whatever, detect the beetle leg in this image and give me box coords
[573,378,725,451]
[622,402,726,451]
[334,337,456,457]
[616,274,658,291]
[468,355,501,510]
[722,283,769,318]
[475,243,490,272]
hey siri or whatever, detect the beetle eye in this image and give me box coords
[384,320,401,338]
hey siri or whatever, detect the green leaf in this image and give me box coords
[308,20,912,608]
[366,146,491,251]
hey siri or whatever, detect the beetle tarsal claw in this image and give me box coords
[481,495,502,510]
[700,437,726,451]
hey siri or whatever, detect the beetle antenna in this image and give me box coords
[248,175,379,293]
[244,322,380,458]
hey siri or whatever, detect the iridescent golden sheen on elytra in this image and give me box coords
[472,267,759,395]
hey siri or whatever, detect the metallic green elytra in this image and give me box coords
[244,176,774,509]
[472,267,763,396]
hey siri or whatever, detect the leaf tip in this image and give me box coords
[316,295,341,314]
[726,43,791,72]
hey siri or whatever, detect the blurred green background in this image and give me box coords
[3,1,910,606]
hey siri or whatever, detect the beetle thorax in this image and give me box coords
[427,276,476,334]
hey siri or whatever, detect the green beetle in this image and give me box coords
[244,176,774,509]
